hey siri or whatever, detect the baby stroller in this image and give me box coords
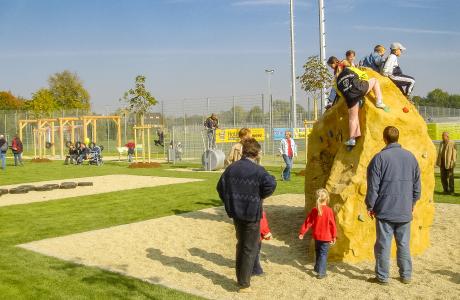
[89,145,104,166]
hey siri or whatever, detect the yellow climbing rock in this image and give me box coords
[304,69,436,262]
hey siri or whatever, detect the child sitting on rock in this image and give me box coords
[327,56,386,147]
[360,45,386,72]
[382,42,415,97]
[252,211,272,276]
[299,189,337,279]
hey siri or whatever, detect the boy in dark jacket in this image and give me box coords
[217,138,276,292]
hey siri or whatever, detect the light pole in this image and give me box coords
[318,0,327,113]
[265,69,274,129]
[289,0,297,129]
[265,69,274,159]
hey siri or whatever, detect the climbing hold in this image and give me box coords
[357,214,365,222]
[328,130,334,138]
[403,107,409,113]
[383,106,391,113]
[422,152,428,159]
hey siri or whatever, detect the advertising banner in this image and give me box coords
[427,123,460,140]
[215,128,265,143]
[273,127,312,140]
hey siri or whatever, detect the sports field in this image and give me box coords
[0,159,458,299]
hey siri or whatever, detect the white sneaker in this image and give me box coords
[345,139,356,146]
[376,102,386,109]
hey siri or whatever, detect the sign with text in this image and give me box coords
[273,127,312,140]
[215,128,265,143]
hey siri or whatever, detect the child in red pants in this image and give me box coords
[299,189,337,279]
[253,211,272,276]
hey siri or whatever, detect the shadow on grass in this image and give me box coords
[146,248,237,292]
[430,269,460,284]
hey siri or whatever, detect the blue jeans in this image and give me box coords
[207,129,216,150]
[0,152,5,170]
[282,154,293,180]
[374,219,412,282]
[314,240,330,276]
[14,153,22,166]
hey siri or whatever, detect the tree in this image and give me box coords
[48,70,91,110]
[246,106,263,124]
[297,55,333,110]
[120,75,157,125]
[0,91,26,110]
[426,89,449,107]
[27,88,58,117]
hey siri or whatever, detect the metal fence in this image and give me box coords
[0,101,458,165]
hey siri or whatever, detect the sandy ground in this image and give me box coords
[0,175,202,207]
[19,194,460,300]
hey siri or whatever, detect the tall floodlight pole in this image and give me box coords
[265,69,274,139]
[289,0,297,129]
[318,0,327,113]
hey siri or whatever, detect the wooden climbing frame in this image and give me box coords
[133,125,152,163]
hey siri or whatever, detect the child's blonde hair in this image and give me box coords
[374,44,385,53]
[316,188,330,216]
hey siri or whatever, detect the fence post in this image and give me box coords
[233,96,236,127]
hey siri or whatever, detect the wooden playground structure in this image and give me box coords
[19,116,122,159]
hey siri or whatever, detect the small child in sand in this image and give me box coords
[252,211,272,276]
[298,189,337,279]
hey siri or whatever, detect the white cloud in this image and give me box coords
[353,25,460,36]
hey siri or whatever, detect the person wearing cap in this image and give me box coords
[382,42,415,97]
[204,113,219,150]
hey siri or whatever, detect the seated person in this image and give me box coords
[360,45,386,72]
[64,143,78,165]
[381,42,415,97]
[345,50,357,67]
[77,143,90,164]
[327,56,386,147]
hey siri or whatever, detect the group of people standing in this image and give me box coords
[0,134,24,170]
[217,126,424,291]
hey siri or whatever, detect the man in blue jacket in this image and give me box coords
[217,138,276,292]
[365,126,421,285]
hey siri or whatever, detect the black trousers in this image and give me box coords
[234,219,260,288]
[440,167,455,193]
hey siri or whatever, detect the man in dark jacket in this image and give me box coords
[217,138,276,292]
[365,126,421,285]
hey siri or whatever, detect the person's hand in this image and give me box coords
[330,238,336,245]
[367,210,375,219]
[298,234,304,240]
[263,232,272,240]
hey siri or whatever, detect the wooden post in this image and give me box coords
[314,99,318,121]
[92,119,97,143]
[51,121,55,157]
[147,127,151,163]
[116,117,121,148]
[134,127,138,162]
[43,130,47,158]
[59,119,64,158]
[71,120,75,143]
[83,117,88,143]
[33,130,37,158]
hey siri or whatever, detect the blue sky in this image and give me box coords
[0,0,459,113]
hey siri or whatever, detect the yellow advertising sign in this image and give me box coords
[292,127,312,139]
[216,128,265,143]
[427,123,460,140]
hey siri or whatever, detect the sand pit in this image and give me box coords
[0,175,202,207]
[19,194,460,299]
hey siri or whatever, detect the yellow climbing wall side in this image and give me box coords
[304,69,436,263]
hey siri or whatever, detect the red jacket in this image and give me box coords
[260,211,271,241]
[299,205,337,242]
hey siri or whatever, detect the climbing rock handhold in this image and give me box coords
[403,107,409,113]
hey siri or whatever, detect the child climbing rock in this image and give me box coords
[360,45,386,72]
[345,50,357,67]
[382,42,415,97]
[299,189,337,279]
[252,211,272,276]
[327,56,386,147]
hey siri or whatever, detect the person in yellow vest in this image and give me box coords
[327,56,386,147]
[436,132,457,194]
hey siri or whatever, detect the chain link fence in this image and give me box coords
[0,101,458,165]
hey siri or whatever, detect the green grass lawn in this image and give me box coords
[0,159,304,299]
[0,159,457,299]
